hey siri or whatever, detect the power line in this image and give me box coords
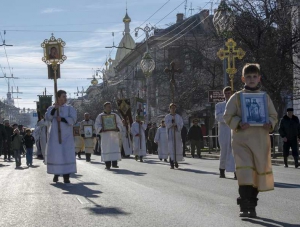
[159,14,211,49]
[3,29,124,34]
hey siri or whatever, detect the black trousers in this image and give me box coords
[283,139,299,157]
[105,161,117,168]
[3,141,11,158]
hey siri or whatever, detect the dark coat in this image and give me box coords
[23,135,35,148]
[181,126,188,142]
[0,124,6,141]
[187,125,203,141]
[5,126,13,138]
[279,115,300,140]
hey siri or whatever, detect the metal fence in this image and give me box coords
[186,133,283,158]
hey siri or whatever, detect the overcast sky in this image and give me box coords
[0,0,216,110]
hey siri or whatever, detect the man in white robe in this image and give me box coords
[45,90,77,184]
[165,103,184,169]
[121,119,133,158]
[154,120,168,162]
[215,86,236,179]
[95,102,122,170]
[131,115,147,162]
[80,113,96,162]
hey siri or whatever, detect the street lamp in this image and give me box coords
[213,0,235,87]
[135,25,155,121]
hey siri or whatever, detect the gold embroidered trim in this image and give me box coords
[236,166,256,171]
[257,171,273,176]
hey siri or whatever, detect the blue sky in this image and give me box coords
[0,0,214,109]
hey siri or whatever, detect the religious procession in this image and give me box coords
[0,1,299,226]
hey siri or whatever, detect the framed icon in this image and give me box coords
[101,114,117,132]
[240,92,269,126]
[73,126,80,136]
[83,125,93,138]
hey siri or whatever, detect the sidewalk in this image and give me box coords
[187,151,298,166]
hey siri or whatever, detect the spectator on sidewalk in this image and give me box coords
[181,125,188,157]
[11,128,23,168]
[23,129,35,167]
[278,108,300,168]
[3,120,13,161]
[187,119,203,158]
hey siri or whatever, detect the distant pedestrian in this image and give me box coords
[11,128,23,168]
[278,108,300,168]
[148,123,158,154]
[3,120,13,161]
[23,129,35,167]
[181,125,187,157]
[0,122,7,157]
[187,119,203,158]
[154,120,168,162]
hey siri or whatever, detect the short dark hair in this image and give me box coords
[242,64,260,77]
[223,86,231,93]
[57,90,67,98]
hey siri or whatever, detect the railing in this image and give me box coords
[186,133,283,158]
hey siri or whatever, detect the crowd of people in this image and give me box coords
[1,63,300,219]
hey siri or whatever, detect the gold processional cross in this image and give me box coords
[217,38,246,91]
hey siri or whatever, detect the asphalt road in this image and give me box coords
[0,154,299,227]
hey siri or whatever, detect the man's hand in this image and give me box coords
[283,137,287,142]
[53,103,59,109]
[239,122,250,130]
[263,123,272,131]
[56,116,61,122]
[135,134,140,137]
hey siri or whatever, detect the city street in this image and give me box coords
[0,154,299,227]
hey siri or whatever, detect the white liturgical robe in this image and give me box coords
[165,114,184,162]
[95,112,122,162]
[154,126,169,159]
[215,101,235,172]
[45,104,77,175]
[121,125,133,156]
[131,122,147,157]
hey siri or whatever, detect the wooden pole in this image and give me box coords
[52,64,62,144]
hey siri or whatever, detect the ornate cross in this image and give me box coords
[164,61,182,103]
[217,38,245,91]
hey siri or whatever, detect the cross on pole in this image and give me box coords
[164,61,182,103]
[217,38,245,91]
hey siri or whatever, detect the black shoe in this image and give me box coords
[63,174,70,184]
[135,155,138,161]
[53,175,59,183]
[219,169,226,178]
[170,166,174,169]
[105,166,111,170]
[112,165,119,168]
[295,164,299,168]
[284,165,288,168]
[64,179,70,184]
[175,162,179,168]
[140,158,144,162]
[78,153,81,159]
[192,155,195,158]
[160,159,162,161]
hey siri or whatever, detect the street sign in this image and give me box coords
[208,90,225,103]
[33,112,38,117]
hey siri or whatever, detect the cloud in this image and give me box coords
[41,8,64,14]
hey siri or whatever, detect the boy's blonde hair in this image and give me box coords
[242,63,260,77]
[13,128,19,133]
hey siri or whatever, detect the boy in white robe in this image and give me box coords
[131,116,147,162]
[154,120,168,162]
[80,113,96,162]
[45,90,77,184]
[165,103,184,169]
[95,102,122,170]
